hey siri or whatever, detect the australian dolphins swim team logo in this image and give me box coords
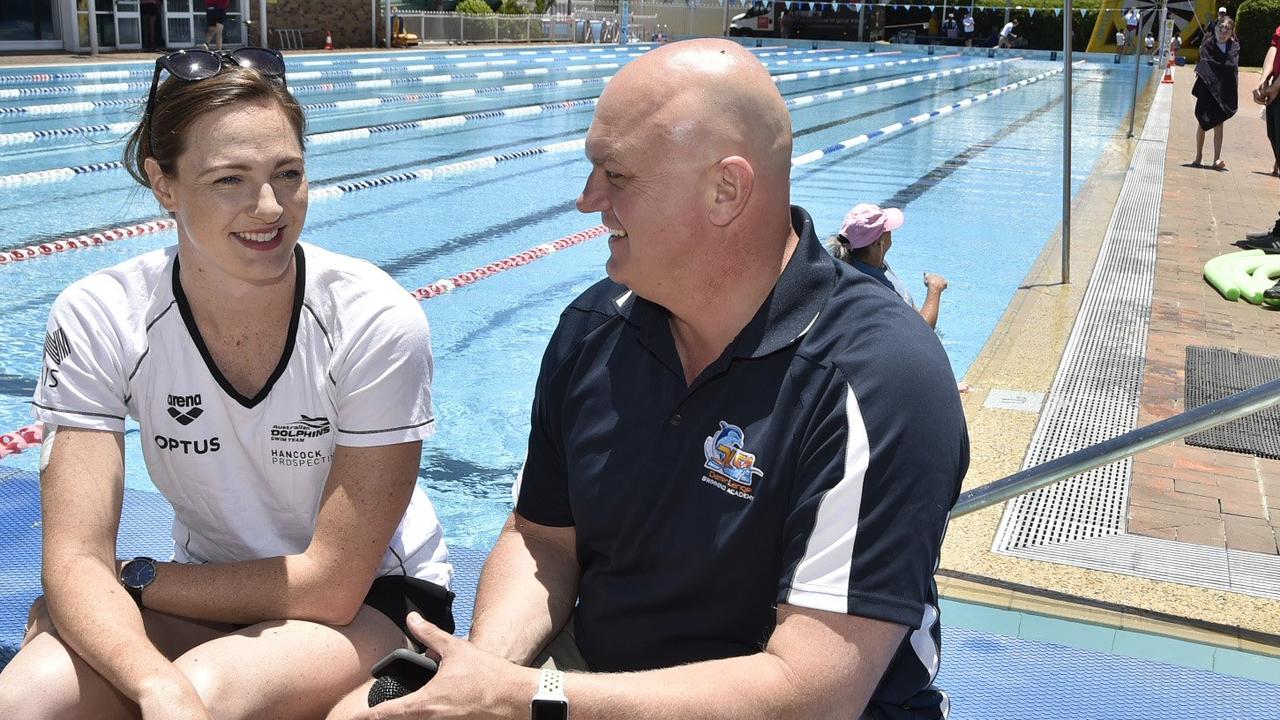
[702,421,764,501]
[270,415,332,442]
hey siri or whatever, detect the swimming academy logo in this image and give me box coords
[44,327,71,366]
[702,421,764,500]
[271,415,332,442]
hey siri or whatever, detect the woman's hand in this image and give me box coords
[137,675,213,720]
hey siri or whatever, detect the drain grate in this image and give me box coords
[1185,345,1280,459]
[991,83,1280,601]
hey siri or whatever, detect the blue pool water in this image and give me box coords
[6,42,1280,717]
[0,44,1147,550]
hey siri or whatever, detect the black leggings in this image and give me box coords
[1267,100,1280,168]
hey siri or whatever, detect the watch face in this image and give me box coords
[531,699,568,720]
[121,558,157,589]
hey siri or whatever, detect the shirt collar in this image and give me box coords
[616,205,834,360]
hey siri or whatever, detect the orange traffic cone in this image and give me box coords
[1161,55,1174,84]
[324,30,334,51]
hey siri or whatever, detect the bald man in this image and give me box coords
[351,40,967,720]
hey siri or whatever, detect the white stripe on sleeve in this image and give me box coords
[787,384,869,612]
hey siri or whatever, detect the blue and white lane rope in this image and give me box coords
[308,97,598,145]
[0,42,816,87]
[306,138,585,201]
[791,64,1067,167]
[0,121,136,147]
[0,56,1005,183]
[785,57,1016,109]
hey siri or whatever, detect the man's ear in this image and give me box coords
[143,157,177,213]
[709,156,754,228]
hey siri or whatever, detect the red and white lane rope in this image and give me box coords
[0,225,609,456]
[408,225,607,300]
[0,219,175,266]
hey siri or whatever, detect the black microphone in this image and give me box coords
[368,648,439,707]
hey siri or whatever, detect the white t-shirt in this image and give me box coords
[33,243,451,588]
[1000,21,1014,38]
[962,15,974,32]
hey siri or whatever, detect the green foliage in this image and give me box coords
[534,0,554,11]
[1237,0,1280,66]
[499,0,526,13]
[455,0,494,14]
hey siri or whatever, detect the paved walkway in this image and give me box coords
[1129,67,1280,556]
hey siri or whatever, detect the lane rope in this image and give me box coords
[0,224,610,455]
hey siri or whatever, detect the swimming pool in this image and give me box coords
[0,43,1152,551]
[7,40,1280,716]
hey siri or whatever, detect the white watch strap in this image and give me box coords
[534,668,568,702]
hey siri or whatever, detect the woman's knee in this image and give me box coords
[0,633,91,719]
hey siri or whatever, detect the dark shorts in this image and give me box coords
[140,3,160,17]
[362,575,455,646]
[206,7,227,27]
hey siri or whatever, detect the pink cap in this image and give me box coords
[838,203,905,249]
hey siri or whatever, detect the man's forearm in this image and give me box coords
[468,517,579,664]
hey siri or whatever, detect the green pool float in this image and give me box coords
[1203,250,1280,306]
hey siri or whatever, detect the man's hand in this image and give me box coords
[923,273,948,293]
[354,613,538,720]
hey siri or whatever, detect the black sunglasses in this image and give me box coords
[145,48,288,153]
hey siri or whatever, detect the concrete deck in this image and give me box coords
[943,65,1280,651]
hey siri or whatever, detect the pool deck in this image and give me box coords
[945,65,1280,655]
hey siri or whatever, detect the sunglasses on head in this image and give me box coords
[144,48,288,153]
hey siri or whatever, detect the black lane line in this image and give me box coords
[377,200,579,278]
[2,62,973,234]
[877,93,1064,209]
[794,75,996,139]
[791,75,1069,185]
[434,277,585,359]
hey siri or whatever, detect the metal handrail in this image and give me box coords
[953,377,1280,517]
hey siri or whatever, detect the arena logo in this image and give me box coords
[167,393,204,426]
[42,327,71,388]
[271,415,332,442]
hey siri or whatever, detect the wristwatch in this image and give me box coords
[119,556,157,607]
[531,667,569,720]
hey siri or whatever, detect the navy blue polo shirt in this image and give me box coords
[516,206,968,719]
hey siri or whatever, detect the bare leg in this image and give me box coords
[213,24,224,51]
[0,597,234,720]
[1193,126,1205,165]
[1212,125,1224,168]
[176,605,411,720]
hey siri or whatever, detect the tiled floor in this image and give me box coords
[1128,68,1280,555]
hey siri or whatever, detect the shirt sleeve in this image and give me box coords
[512,320,574,527]
[31,282,129,432]
[332,294,437,447]
[779,351,969,629]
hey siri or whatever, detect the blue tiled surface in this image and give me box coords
[939,626,1280,719]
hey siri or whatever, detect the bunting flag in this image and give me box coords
[1081,8,1089,15]
[1054,8,1061,15]
[1027,7,1035,15]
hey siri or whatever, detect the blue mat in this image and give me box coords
[4,467,1279,718]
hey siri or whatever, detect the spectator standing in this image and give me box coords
[1124,6,1140,51]
[1191,17,1239,170]
[998,18,1018,48]
[943,13,959,41]
[140,0,163,51]
[204,0,230,50]
[1253,23,1280,177]
[962,12,975,46]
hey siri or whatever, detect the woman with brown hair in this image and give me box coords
[0,48,452,719]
